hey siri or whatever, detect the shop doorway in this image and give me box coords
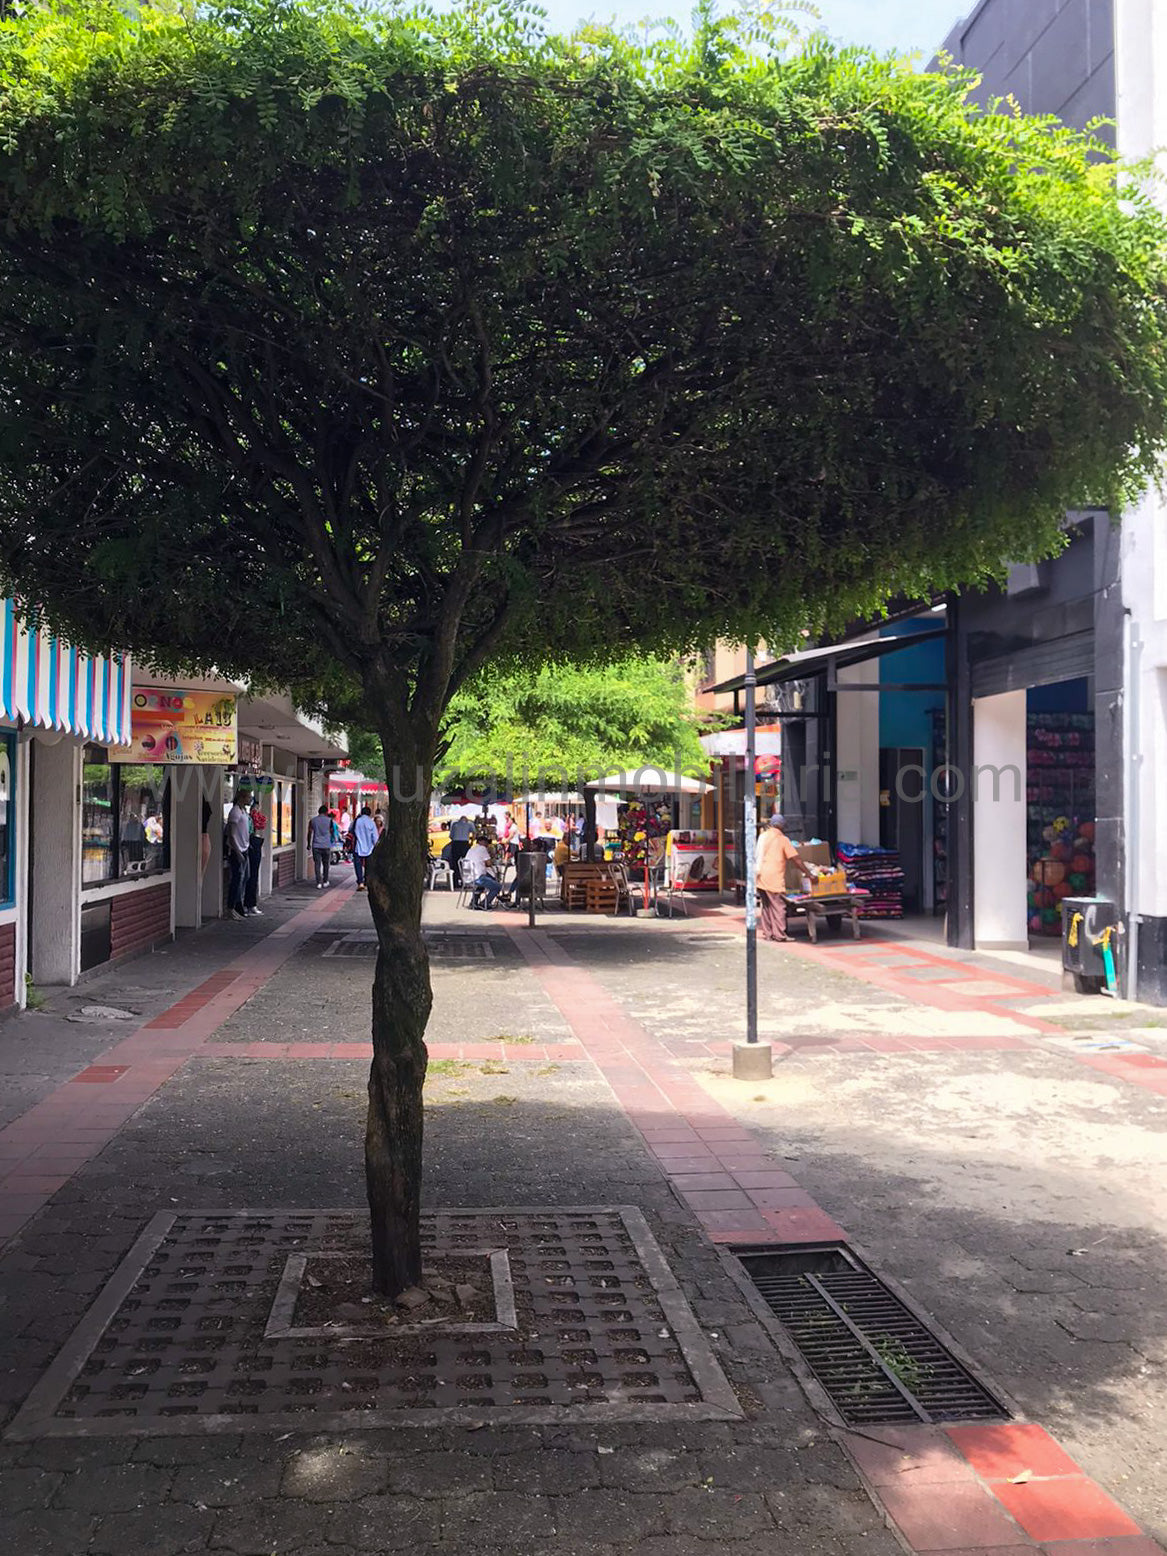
[1026,679,1095,943]
[879,747,925,913]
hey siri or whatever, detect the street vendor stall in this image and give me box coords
[585,770,712,910]
[780,842,868,941]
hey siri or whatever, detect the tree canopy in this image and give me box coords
[439,655,707,790]
[2,0,1166,743]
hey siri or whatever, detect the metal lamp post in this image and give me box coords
[733,646,772,1080]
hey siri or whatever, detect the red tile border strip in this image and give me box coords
[202,1040,582,1063]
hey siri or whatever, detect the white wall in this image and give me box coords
[29,736,81,985]
[3,738,31,1007]
[1117,0,1167,921]
[973,690,1029,949]
[835,662,881,846]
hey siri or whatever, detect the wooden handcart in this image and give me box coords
[779,888,864,943]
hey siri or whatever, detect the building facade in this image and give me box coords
[0,605,346,1010]
[940,0,1163,994]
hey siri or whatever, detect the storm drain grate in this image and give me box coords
[736,1244,1007,1426]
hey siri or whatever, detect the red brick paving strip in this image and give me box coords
[501,919,1165,1556]
[208,1040,583,1062]
[0,886,355,1249]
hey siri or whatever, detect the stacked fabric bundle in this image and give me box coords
[837,842,904,919]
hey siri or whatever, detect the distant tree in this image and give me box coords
[440,656,706,793]
[343,729,388,785]
[3,0,1167,1294]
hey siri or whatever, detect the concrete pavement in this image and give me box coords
[0,881,1162,1554]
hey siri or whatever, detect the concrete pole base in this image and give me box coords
[731,1040,773,1081]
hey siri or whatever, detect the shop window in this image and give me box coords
[82,755,115,885]
[0,733,14,907]
[82,747,170,888]
[276,780,295,846]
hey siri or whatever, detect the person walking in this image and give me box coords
[244,796,267,916]
[308,804,334,888]
[225,787,252,920]
[353,804,378,891]
[755,812,814,943]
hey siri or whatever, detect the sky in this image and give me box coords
[535,0,970,58]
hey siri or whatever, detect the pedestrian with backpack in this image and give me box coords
[353,805,378,891]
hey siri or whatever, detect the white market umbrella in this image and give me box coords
[585,768,711,795]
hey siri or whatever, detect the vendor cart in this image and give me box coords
[779,888,866,942]
[779,844,867,942]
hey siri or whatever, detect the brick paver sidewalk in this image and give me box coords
[0,886,1161,1554]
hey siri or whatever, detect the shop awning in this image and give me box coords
[586,768,711,795]
[0,599,132,746]
[707,625,947,696]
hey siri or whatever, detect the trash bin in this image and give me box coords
[1061,896,1119,994]
[513,850,547,905]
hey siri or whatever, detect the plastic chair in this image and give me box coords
[457,857,479,909]
[428,858,453,891]
[608,863,637,916]
[657,853,704,917]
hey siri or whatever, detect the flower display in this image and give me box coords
[618,803,670,865]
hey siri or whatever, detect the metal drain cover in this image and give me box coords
[734,1244,1006,1426]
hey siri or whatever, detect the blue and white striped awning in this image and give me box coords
[0,600,132,746]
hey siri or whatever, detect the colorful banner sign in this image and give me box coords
[126,688,237,764]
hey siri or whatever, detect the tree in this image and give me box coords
[343,729,388,785]
[2,0,1167,1295]
[439,656,706,793]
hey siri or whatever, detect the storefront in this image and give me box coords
[704,516,1114,954]
[707,625,948,919]
[0,602,135,1005]
[949,517,1114,952]
[0,610,346,1006]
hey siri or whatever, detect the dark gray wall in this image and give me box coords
[939,0,1115,140]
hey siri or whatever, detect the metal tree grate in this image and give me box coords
[7,1209,742,1438]
[736,1245,1006,1426]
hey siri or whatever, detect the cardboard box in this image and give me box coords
[811,867,847,897]
[785,841,832,892]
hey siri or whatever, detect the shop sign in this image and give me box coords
[125,688,237,764]
[238,735,263,766]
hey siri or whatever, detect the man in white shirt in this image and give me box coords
[226,788,252,920]
[464,838,500,909]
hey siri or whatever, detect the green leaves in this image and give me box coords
[439,656,707,788]
[0,0,1165,734]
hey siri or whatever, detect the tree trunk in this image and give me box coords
[363,778,432,1298]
